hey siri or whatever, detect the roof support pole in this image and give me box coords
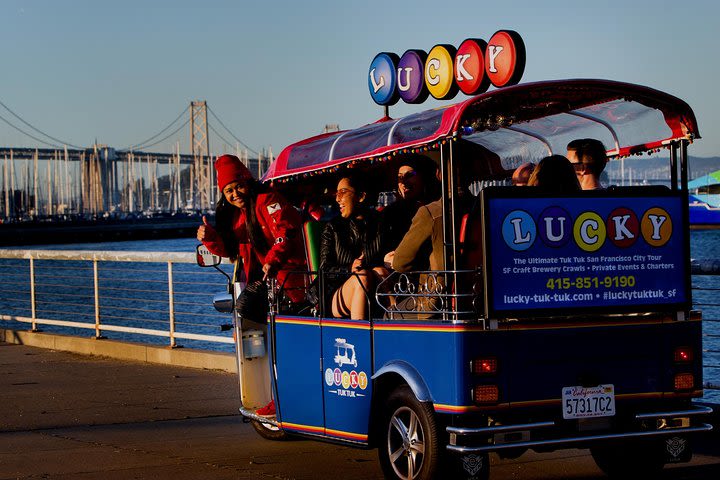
[669,142,678,191]
[680,139,689,196]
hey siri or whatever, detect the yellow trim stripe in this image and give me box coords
[325,427,369,441]
[321,320,371,330]
[279,421,324,434]
[277,422,368,441]
[375,324,485,332]
[275,317,319,326]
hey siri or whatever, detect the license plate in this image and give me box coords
[562,384,615,420]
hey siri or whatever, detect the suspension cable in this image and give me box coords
[130,118,191,151]
[119,106,188,151]
[0,99,83,149]
[0,111,62,148]
[206,106,259,156]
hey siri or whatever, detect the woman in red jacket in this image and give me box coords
[197,154,307,416]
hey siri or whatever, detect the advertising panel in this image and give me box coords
[482,187,689,319]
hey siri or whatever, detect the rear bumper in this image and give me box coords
[446,405,713,454]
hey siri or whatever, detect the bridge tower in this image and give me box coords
[190,101,213,210]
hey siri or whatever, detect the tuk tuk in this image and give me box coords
[198,78,712,480]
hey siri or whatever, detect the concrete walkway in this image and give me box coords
[1,341,719,480]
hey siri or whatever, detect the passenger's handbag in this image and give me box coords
[236,280,269,322]
[305,278,320,308]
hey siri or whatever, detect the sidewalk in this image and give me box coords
[1,341,719,480]
[0,341,238,432]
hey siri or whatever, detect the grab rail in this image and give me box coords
[0,249,234,349]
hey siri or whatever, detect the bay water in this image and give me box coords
[1,231,719,402]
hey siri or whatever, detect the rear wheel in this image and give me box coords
[591,442,665,478]
[251,419,287,441]
[378,385,439,480]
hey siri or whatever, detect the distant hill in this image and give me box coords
[604,155,720,182]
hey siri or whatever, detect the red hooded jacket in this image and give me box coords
[202,190,307,303]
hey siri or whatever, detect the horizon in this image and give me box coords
[1,1,719,159]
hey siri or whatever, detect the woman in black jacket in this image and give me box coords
[320,173,388,320]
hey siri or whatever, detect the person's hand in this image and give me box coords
[262,263,277,281]
[383,251,395,269]
[351,256,364,272]
[196,216,213,242]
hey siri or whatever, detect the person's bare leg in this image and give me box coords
[349,271,372,320]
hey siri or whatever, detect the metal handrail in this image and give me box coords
[0,249,233,348]
[1,249,719,388]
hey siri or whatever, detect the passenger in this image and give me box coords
[512,162,535,186]
[320,173,389,320]
[566,138,608,190]
[528,155,582,193]
[196,154,307,418]
[390,161,483,316]
[382,155,439,250]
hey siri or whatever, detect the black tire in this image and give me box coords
[591,442,665,478]
[251,419,288,441]
[378,385,439,480]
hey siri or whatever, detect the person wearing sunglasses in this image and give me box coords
[382,156,439,263]
[320,173,389,320]
[567,138,608,190]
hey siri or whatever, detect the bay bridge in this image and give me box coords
[0,101,272,220]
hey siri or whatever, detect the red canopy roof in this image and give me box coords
[264,79,699,183]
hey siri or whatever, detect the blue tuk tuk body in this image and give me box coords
[219,80,712,479]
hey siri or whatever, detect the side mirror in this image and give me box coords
[196,244,222,267]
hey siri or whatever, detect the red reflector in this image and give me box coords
[674,373,694,390]
[474,385,499,403]
[472,358,498,374]
[674,347,693,363]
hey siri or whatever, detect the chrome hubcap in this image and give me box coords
[387,406,425,480]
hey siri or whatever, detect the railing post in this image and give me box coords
[93,259,102,338]
[29,257,37,332]
[168,261,176,348]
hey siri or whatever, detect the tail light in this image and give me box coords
[674,347,693,363]
[473,385,499,403]
[674,373,694,391]
[472,358,498,374]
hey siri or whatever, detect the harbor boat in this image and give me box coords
[688,170,720,226]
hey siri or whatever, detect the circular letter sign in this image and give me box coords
[425,44,459,100]
[368,52,400,106]
[397,49,429,104]
[485,30,526,87]
[455,39,490,95]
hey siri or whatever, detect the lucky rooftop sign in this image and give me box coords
[368,30,526,106]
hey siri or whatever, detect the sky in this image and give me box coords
[1,0,719,158]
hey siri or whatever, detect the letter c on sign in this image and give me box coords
[425,44,459,100]
[574,212,606,252]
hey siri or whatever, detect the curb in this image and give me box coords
[0,328,236,373]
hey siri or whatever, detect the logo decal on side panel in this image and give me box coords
[327,338,367,398]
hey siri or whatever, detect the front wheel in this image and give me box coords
[251,419,287,441]
[378,385,439,480]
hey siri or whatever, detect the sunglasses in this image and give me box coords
[398,170,418,182]
[335,188,356,199]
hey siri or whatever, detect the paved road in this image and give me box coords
[1,341,719,479]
